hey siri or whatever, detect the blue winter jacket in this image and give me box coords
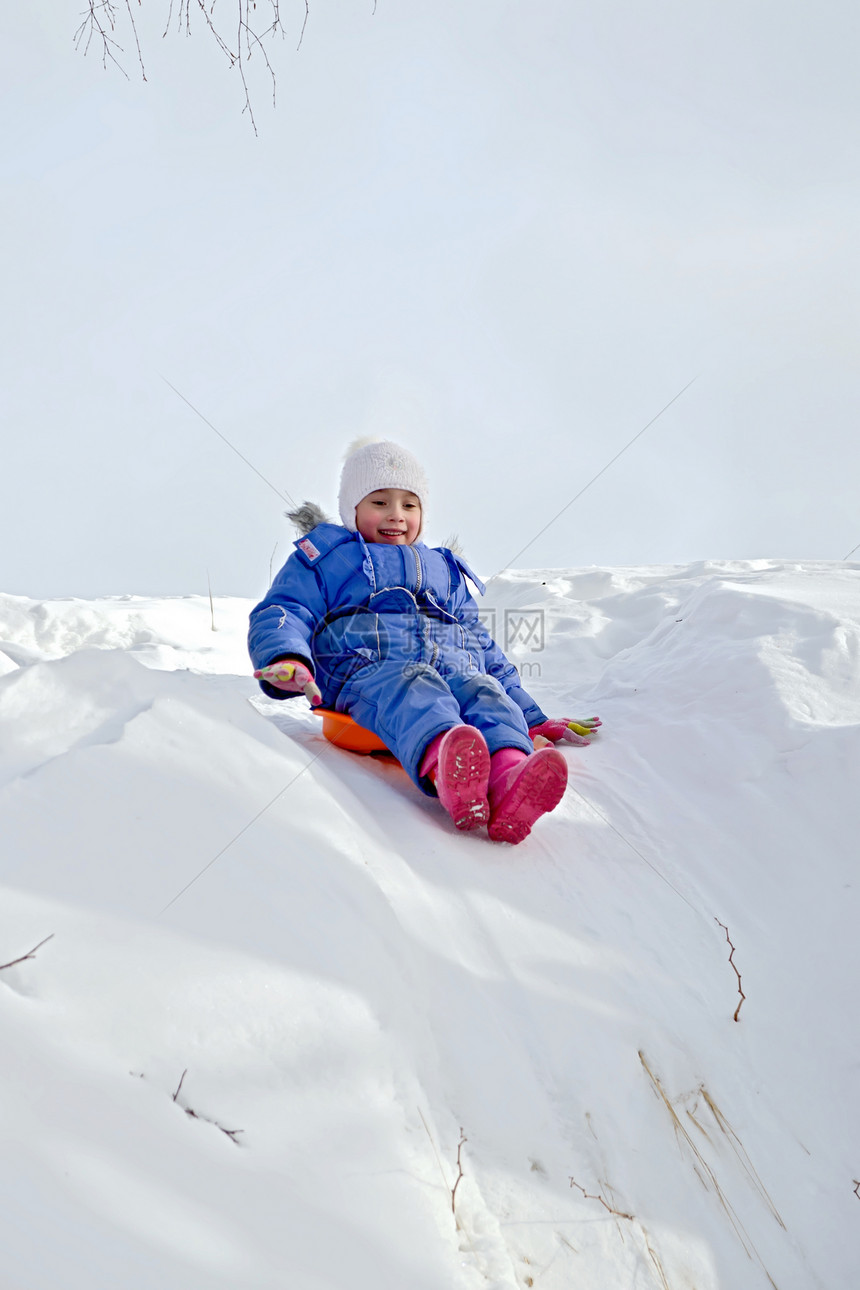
[249,524,546,787]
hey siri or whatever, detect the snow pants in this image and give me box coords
[336,659,534,793]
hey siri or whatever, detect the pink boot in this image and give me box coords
[420,726,491,831]
[487,746,568,844]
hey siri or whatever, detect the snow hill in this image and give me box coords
[1,560,858,1290]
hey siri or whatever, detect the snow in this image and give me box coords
[1,560,859,1289]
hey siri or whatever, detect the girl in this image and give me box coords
[249,439,599,843]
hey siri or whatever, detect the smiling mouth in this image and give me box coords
[379,529,405,537]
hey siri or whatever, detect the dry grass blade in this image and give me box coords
[697,1087,786,1229]
[639,1051,779,1289]
[642,1229,672,1290]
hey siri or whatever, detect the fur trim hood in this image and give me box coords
[285,502,331,536]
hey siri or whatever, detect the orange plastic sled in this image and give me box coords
[317,708,394,756]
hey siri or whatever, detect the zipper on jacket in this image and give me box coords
[411,545,433,664]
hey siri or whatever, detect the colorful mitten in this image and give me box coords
[529,717,602,748]
[254,660,323,706]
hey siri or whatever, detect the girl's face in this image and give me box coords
[355,489,422,545]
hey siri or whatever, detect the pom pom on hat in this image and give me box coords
[338,438,429,532]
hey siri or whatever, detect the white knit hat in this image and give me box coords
[338,438,429,532]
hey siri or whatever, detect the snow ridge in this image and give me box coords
[1,560,858,1289]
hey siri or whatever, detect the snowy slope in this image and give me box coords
[1,562,859,1290]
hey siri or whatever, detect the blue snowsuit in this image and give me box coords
[248,524,547,792]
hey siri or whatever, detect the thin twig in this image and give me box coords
[854,1179,860,1200]
[177,0,236,64]
[240,12,280,111]
[296,0,310,50]
[0,934,55,972]
[123,0,147,79]
[169,1069,243,1144]
[74,2,127,75]
[451,1129,467,1214]
[75,0,146,78]
[715,919,746,1021]
[78,0,310,124]
[568,1177,633,1220]
[415,1111,477,1250]
[181,1102,244,1143]
[236,15,259,132]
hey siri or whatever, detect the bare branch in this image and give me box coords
[181,1100,244,1143]
[296,0,310,51]
[76,0,302,127]
[123,0,147,79]
[170,1,236,65]
[715,919,746,1021]
[167,1069,243,1144]
[74,2,129,77]
[568,1177,633,1220]
[0,934,55,973]
[451,1128,467,1214]
[74,1,145,80]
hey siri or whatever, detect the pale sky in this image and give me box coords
[2,1,858,599]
